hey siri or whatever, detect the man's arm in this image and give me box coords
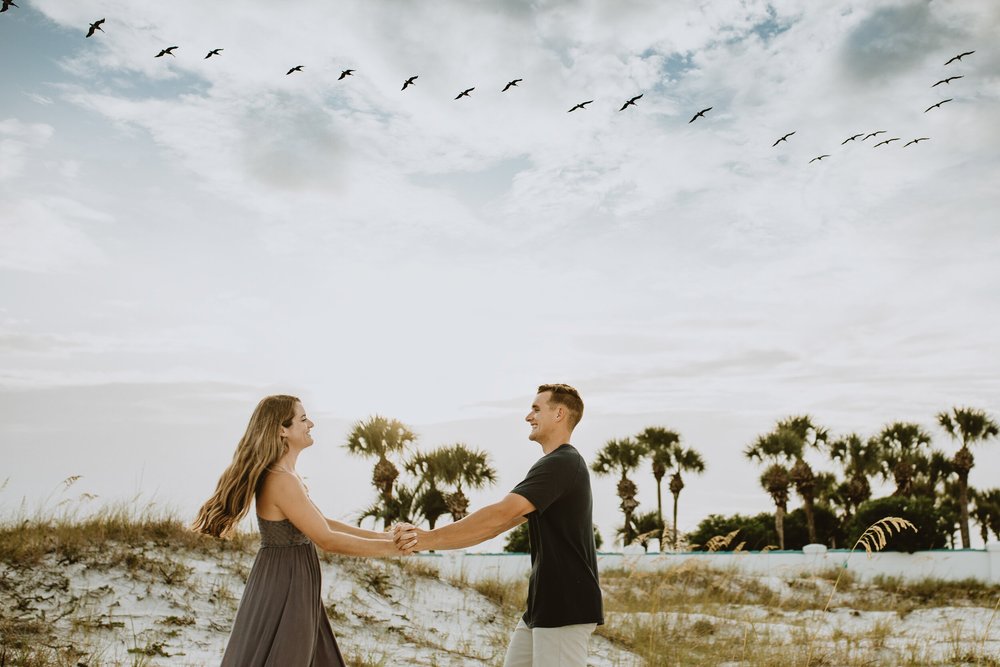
[410,493,534,551]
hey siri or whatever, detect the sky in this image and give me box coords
[2,0,999,551]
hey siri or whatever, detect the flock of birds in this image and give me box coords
[2,6,979,165]
[771,50,975,163]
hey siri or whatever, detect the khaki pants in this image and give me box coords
[502,618,597,667]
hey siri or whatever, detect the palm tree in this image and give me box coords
[434,443,498,522]
[357,482,419,529]
[870,421,932,497]
[937,407,1000,548]
[635,427,680,538]
[344,415,417,528]
[666,446,705,550]
[746,416,827,548]
[971,488,1000,543]
[745,418,808,549]
[780,416,829,545]
[591,437,647,547]
[828,433,881,522]
[404,450,451,529]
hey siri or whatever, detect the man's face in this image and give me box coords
[525,391,558,443]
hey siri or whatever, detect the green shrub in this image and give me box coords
[847,496,947,552]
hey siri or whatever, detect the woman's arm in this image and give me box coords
[270,474,415,556]
[325,517,390,540]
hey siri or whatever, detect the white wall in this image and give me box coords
[417,542,1000,585]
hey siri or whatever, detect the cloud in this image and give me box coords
[0,197,109,273]
[840,3,953,84]
[0,118,55,180]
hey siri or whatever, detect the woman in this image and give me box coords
[192,395,416,666]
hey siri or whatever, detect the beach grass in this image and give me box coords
[2,485,998,666]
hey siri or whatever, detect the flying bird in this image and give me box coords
[809,155,830,163]
[155,46,179,58]
[944,51,974,66]
[862,130,886,141]
[689,107,712,123]
[904,138,930,147]
[401,76,418,90]
[454,87,474,99]
[286,65,304,75]
[619,94,643,111]
[502,79,522,92]
[925,99,952,112]
[0,0,18,13]
[338,69,354,80]
[86,19,105,38]
[932,75,963,87]
[567,100,593,112]
[772,131,795,147]
[874,138,900,147]
[204,48,223,59]
[841,133,864,144]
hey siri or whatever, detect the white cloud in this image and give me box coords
[0,197,109,272]
[0,118,55,180]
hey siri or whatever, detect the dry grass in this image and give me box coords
[3,488,997,667]
[596,517,999,667]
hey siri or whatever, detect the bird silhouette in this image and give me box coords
[502,79,522,92]
[568,100,593,112]
[338,69,354,80]
[286,65,304,75]
[841,133,864,144]
[932,76,963,87]
[862,131,886,141]
[944,51,974,66]
[204,48,223,59]
[402,76,418,91]
[0,0,18,13]
[86,19,105,38]
[772,131,795,147]
[874,138,900,147]
[924,99,952,113]
[689,107,712,123]
[809,155,829,163]
[155,46,179,58]
[455,87,474,100]
[619,94,643,111]
[903,138,930,147]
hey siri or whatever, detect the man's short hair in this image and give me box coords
[537,383,584,429]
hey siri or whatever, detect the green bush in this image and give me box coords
[783,505,846,550]
[686,512,777,551]
[847,496,947,552]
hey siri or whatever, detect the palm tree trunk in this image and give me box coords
[655,478,664,536]
[775,503,785,550]
[617,474,639,546]
[958,473,971,548]
[671,491,680,550]
[804,496,817,544]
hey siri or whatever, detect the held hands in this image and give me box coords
[390,522,425,554]
[390,522,419,555]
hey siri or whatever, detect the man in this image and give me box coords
[394,383,603,666]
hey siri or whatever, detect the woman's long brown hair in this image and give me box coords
[192,395,299,538]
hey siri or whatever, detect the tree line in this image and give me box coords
[343,407,999,552]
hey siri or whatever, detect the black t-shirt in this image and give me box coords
[510,444,604,628]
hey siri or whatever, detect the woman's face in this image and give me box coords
[281,402,314,450]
